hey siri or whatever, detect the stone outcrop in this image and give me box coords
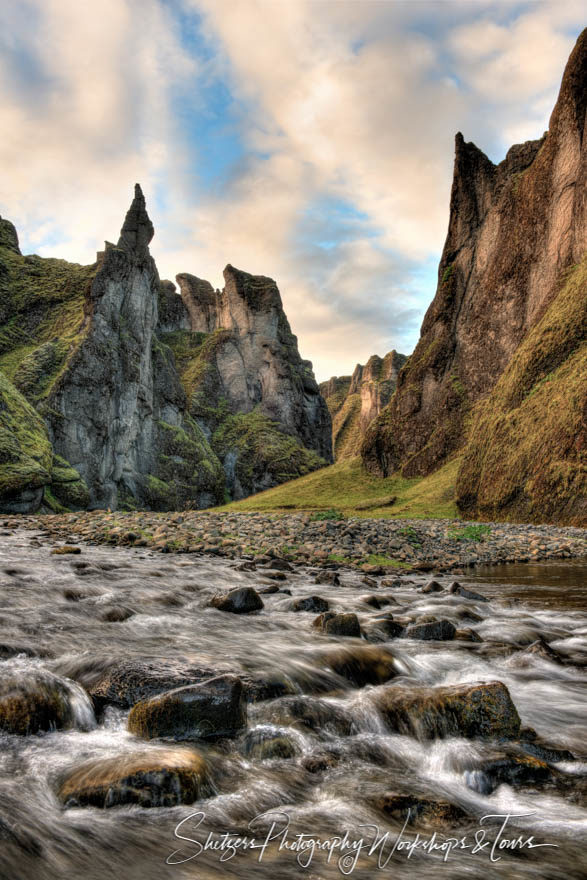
[0,185,331,511]
[362,29,586,525]
[164,265,332,499]
[320,350,406,459]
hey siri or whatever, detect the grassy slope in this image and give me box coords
[456,257,587,526]
[220,454,460,519]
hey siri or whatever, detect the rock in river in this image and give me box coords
[58,747,211,808]
[292,595,329,613]
[208,587,264,614]
[0,666,95,735]
[403,620,456,641]
[319,645,398,687]
[128,674,246,741]
[321,613,362,637]
[374,680,521,740]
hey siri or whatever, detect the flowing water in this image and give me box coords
[0,529,585,880]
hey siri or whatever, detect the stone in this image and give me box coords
[403,620,456,641]
[0,668,94,735]
[374,680,521,740]
[520,638,564,662]
[100,606,135,623]
[315,571,340,586]
[322,613,362,637]
[291,596,329,613]
[448,583,488,602]
[209,587,264,614]
[464,752,552,795]
[242,728,297,760]
[58,747,210,808]
[128,674,246,741]
[454,628,482,642]
[319,645,398,687]
[51,546,81,555]
[421,580,444,593]
[372,792,467,825]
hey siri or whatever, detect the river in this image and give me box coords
[0,529,585,880]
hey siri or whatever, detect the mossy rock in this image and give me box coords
[0,668,90,735]
[0,370,53,511]
[375,680,521,741]
[58,747,211,808]
[48,453,90,510]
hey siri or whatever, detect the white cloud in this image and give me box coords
[0,0,584,380]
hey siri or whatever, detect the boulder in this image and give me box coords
[209,587,264,614]
[421,580,444,594]
[292,596,329,613]
[242,727,297,760]
[464,752,551,795]
[403,620,456,641]
[371,792,467,825]
[322,613,361,637]
[319,645,398,687]
[58,747,210,808]
[0,668,94,735]
[128,674,246,741]
[449,583,489,602]
[374,680,521,740]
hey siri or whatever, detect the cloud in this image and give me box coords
[0,0,584,380]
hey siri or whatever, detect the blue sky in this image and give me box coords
[0,0,584,380]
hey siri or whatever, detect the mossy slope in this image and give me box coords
[456,258,587,526]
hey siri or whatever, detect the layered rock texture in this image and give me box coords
[0,188,330,512]
[363,29,587,525]
[320,351,406,459]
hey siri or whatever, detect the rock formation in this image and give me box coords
[362,28,586,525]
[167,265,332,498]
[0,187,331,511]
[321,351,406,459]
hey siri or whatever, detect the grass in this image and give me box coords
[219,454,461,519]
[447,524,491,542]
[309,508,345,521]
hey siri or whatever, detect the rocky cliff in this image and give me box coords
[362,29,586,524]
[320,351,406,459]
[0,188,331,511]
[163,266,332,499]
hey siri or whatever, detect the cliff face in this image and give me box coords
[362,29,587,511]
[320,350,406,459]
[0,188,330,511]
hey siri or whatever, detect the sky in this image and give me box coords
[0,1,583,381]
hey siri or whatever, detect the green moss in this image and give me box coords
[0,370,52,500]
[309,508,344,521]
[212,410,327,497]
[441,264,453,284]
[456,257,587,526]
[0,244,95,403]
[447,524,491,542]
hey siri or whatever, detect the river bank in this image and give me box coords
[4,510,586,573]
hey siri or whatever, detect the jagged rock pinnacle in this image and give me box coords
[0,216,21,255]
[117,183,154,259]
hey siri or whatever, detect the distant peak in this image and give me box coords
[117,183,154,259]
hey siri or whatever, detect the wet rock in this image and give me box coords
[518,740,575,763]
[262,570,287,581]
[100,606,135,623]
[322,613,362,638]
[58,747,210,808]
[372,792,467,825]
[128,674,246,741]
[520,638,564,662]
[312,611,336,629]
[319,645,398,687]
[0,668,94,735]
[403,620,456,641]
[315,571,340,586]
[448,583,488,602]
[208,587,264,614]
[259,584,280,595]
[87,659,230,711]
[464,752,551,794]
[292,595,329,613]
[301,752,339,774]
[364,619,405,641]
[51,546,81,555]
[278,697,353,736]
[455,628,483,642]
[421,580,444,594]
[235,561,256,572]
[362,576,378,588]
[242,727,297,760]
[375,680,521,740]
[262,559,293,572]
